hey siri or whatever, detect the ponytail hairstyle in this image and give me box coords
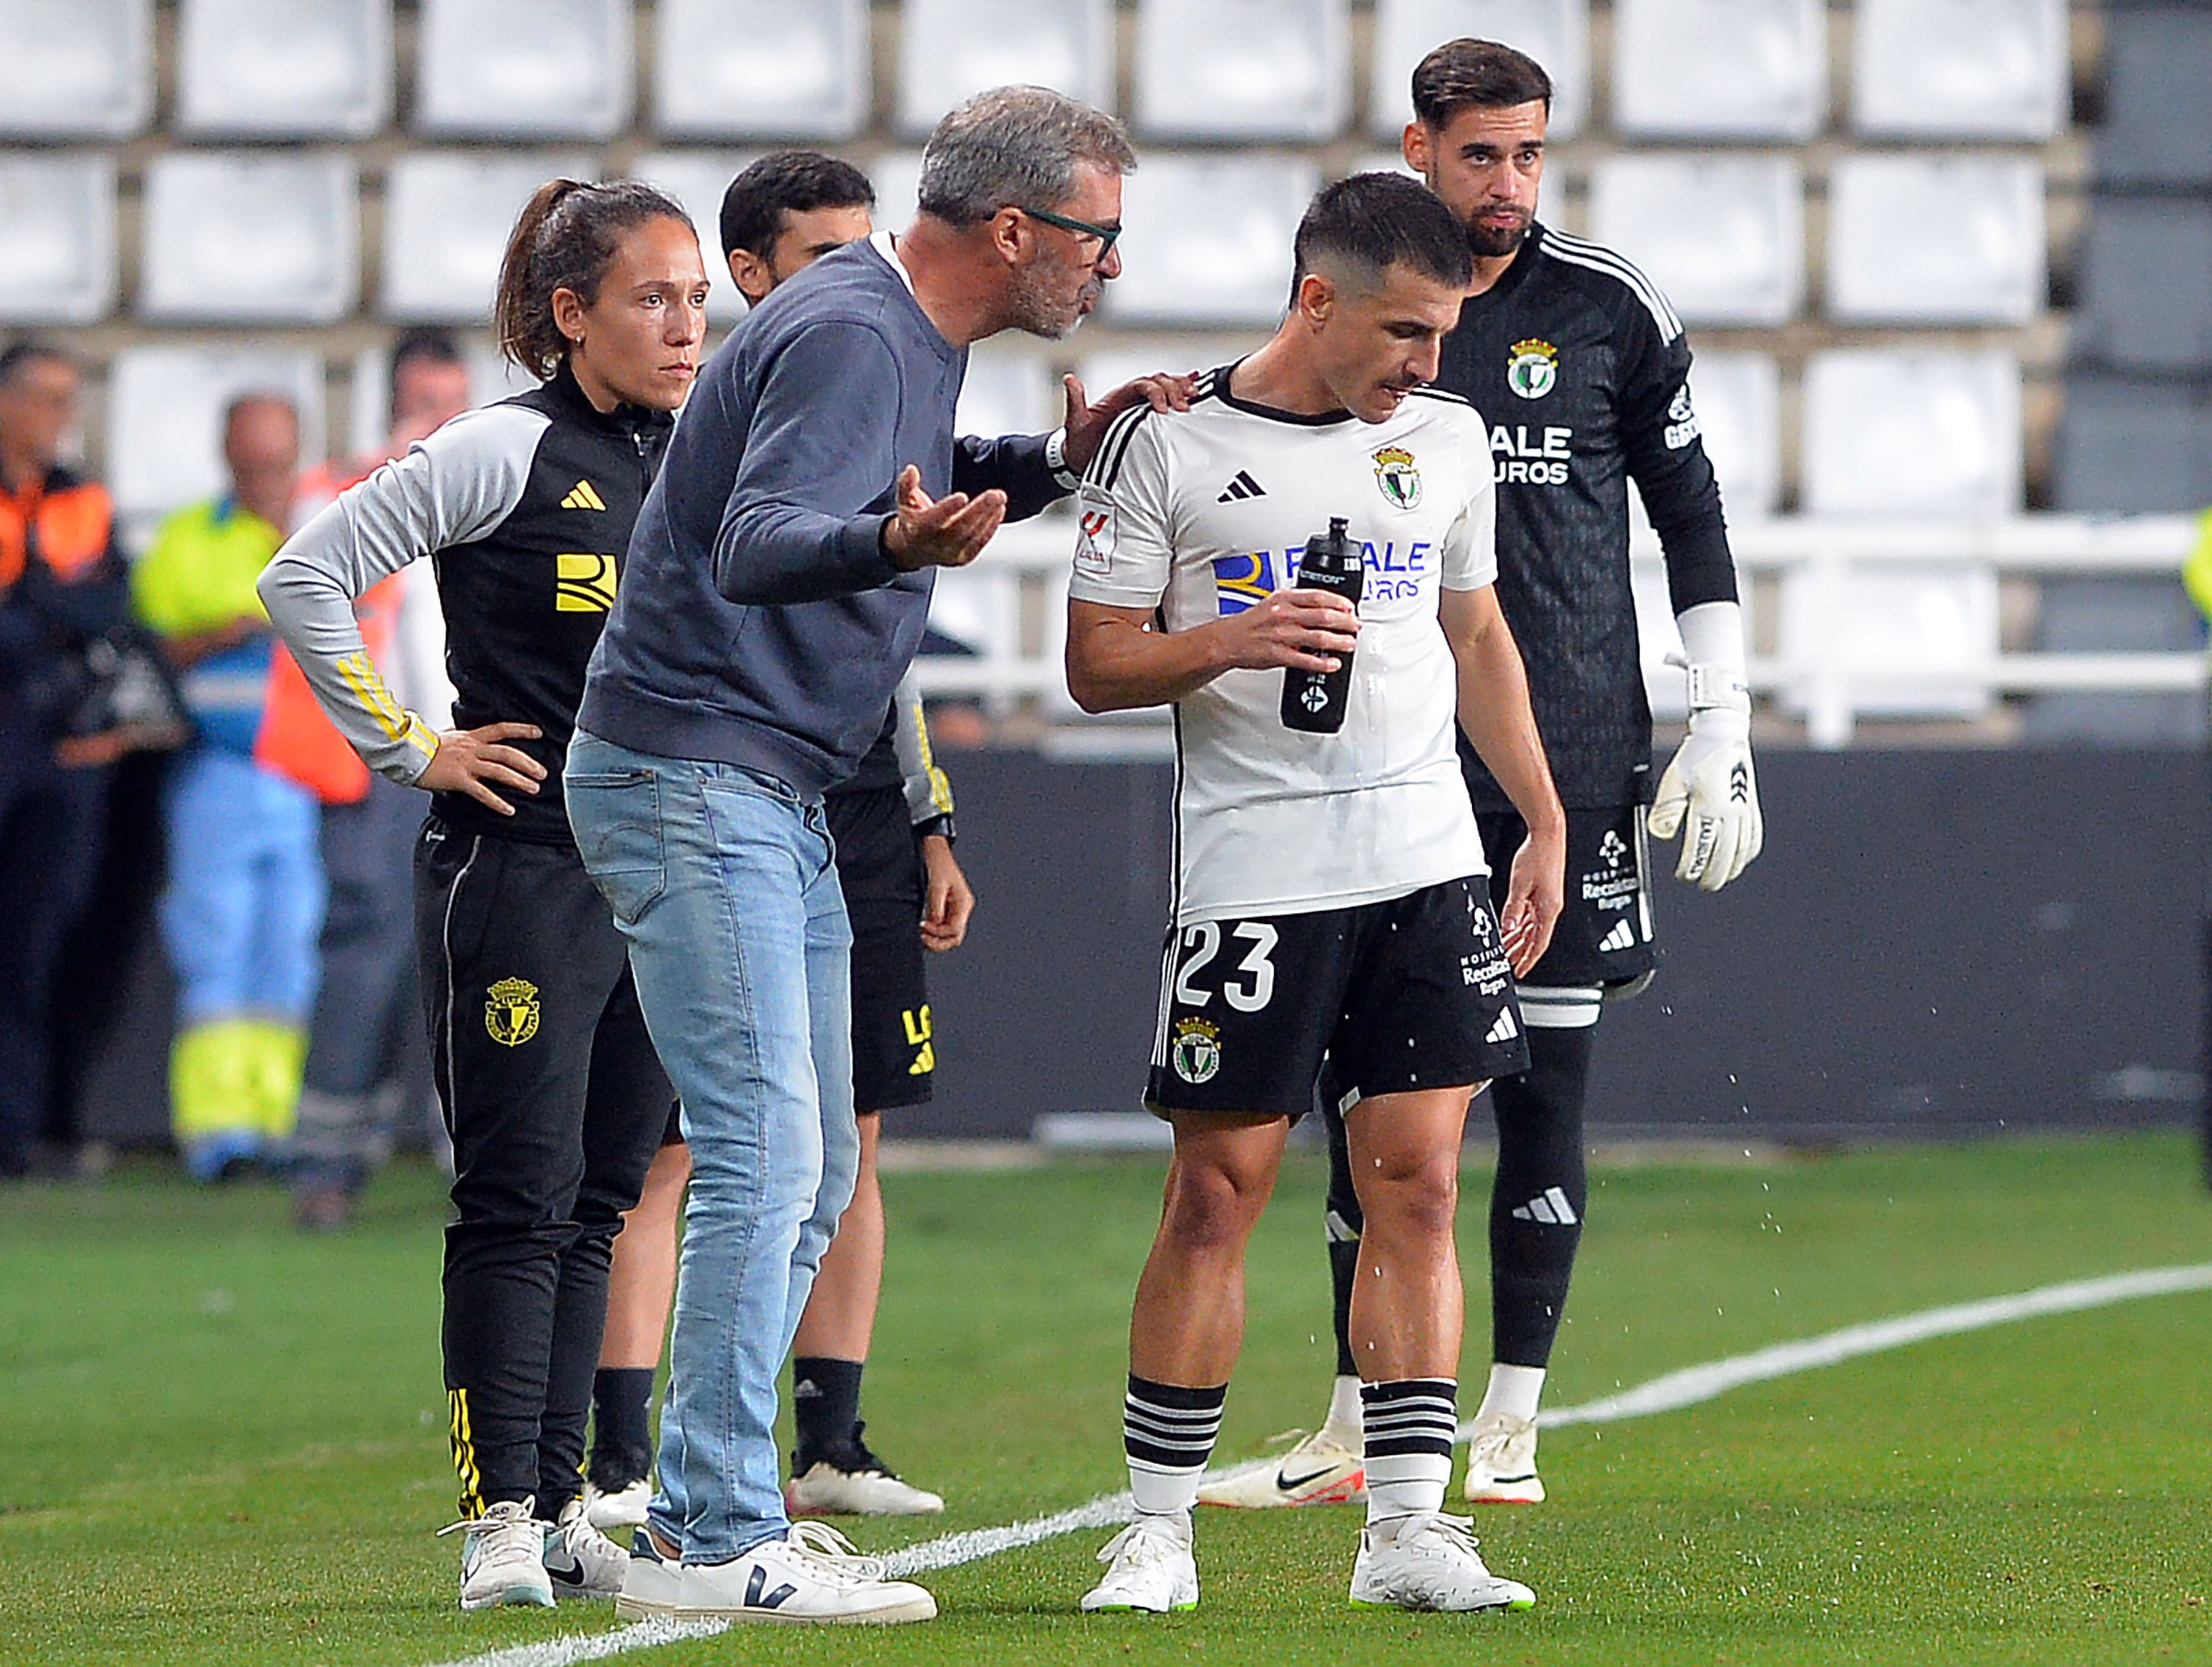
[492,177,694,381]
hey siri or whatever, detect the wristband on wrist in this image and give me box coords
[1046,427,1081,491]
[916,813,957,845]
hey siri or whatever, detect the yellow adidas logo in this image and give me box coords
[561,479,606,511]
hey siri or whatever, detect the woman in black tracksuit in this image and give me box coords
[258,179,710,1611]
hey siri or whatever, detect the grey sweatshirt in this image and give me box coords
[577,232,1063,799]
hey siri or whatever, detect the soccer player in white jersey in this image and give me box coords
[1064,173,1566,1616]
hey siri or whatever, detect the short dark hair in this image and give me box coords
[0,336,73,388]
[1410,38,1554,129]
[1292,172,1473,297]
[718,151,875,259]
[387,327,463,424]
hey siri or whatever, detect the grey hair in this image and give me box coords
[916,85,1136,226]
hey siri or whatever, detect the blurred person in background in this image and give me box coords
[289,330,472,1231]
[582,151,975,1535]
[133,391,350,1182]
[0,338,139,1179]
[260,178,706,1612]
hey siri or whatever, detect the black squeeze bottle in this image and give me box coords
[1280,516,1362,734]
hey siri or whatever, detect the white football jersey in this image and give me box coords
[1069,365,1499,926]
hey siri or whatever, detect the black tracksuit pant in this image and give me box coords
[415,816,670,1520]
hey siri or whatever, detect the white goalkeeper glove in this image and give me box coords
[1649,600,1763,893]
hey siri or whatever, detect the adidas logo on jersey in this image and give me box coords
[1485,1008,1521,1045]
[1511,1186,1579,1226]
[1598,919,1637,954]
[1216,470,1266,503]
[562,479,607,511]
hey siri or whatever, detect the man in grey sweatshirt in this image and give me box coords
[567,87,1170,1624]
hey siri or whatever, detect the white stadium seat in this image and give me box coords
[349,339,535,455]
[630,151,766,324]
[1134,0,1351,142]
[381,153,598,323]
[654,0,870,141]
[1777,559,2002,721]
[1105,156,1321,326]
[1826,154,2045,326]
[0,155,117,326]
[1369,0,1590,141]
[176,0,391,138]
[1589,154,1803,327]
[870,152,927,235]
[0,0,152,138]
[1802,347,2022,516]
[897,0,1114,140]
[105,347,327,526]
[1852,0,2067,140]
[1685,350,1781,517]
[139,153,358,324]
[957,344,1058,443]
[1612,0,1825,140]
[416,0,632,139]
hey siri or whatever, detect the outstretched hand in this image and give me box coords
[1060,371,1200,476]
[882,465,1006,573]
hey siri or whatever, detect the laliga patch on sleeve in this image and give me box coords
[1074,485,1117,574]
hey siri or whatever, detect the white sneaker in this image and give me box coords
[1079,1511,1199,1613]
[664,1522,937,1624]
[1196,1427,1366,1509]
[613,1524,682,1621]
[437,1497,554,1612]
[583,1475,652,1529]
[542,1498,628,1600]
[787,1459,946,1517]
[1349,1510,1536,1612]
[1463,1411,1545,1503]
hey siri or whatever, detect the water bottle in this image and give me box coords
[1280,517,1363,734]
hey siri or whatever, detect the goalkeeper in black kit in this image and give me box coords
[1201,37,1765,1512]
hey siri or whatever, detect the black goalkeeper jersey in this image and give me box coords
[1441,222,1739,811]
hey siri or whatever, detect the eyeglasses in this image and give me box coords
[1019,205,1121,261]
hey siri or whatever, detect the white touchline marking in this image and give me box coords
[418,1261,2212,1667]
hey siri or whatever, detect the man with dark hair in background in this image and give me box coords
[584,151,975,1528]
[1205,37,1765,1516]
[0,338,136,1179]
[289,330,473,1230]
[1066,171,1560,1616]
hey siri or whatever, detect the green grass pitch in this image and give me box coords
[4,1133,2210,1666]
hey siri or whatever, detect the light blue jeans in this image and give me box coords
[565,729,858,1561]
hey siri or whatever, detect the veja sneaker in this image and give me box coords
[1462,1411,1545,1504]
[614,1523,682,1621]
[1079,1510,1199,1613]
[582,1475,653,1529]
[437,1497,554,1612]
[542,1498,628,1600]
[663,1522,937,1624]
[1349,1511,1536,1612]
[1196,1427,1366,1508]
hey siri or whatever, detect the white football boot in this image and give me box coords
[1349,1510,1536,1612]
[785,1434,946,1518]
[581,1475,652,1529]
[662,1522,936,1624]
[1196,1427,1366,1508]
[541,1498,628,1600]
[1079,1511,1200,1613]
[1462,1411,1545,1504]
[437,1497,555,1612]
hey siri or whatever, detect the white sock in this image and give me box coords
[1321,1373,1363,1445]
[1477,1362,1545,1424]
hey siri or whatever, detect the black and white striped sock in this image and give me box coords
[1122,1374,1225,1516]
[1362,1377,1458,1522]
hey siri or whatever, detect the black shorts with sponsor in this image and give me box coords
[1145,878,1531,1117]
[659,783,933,1145]
[1477,804,1658,989]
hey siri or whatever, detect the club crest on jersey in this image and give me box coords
[1507,338,1559,401]
[1371,445,1421,510]
[1171,1016,1222,1084]
[485,977,540,1048]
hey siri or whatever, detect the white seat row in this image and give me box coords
[0,0,2070,143]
